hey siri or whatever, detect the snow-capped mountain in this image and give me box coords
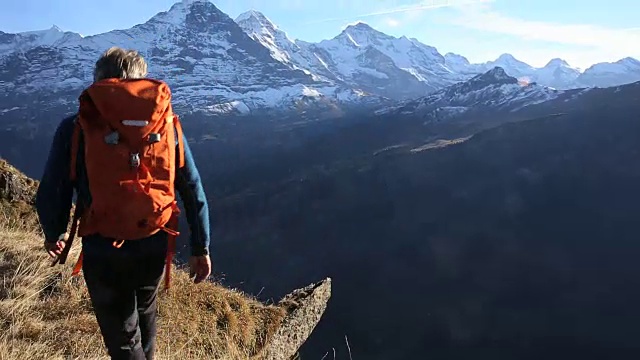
[534,58,581,89]
[237,17,466,100]
[477,54,585,89]
[234,10,317,77]
[445,52,581,89]
[443,53,484,76]
[0,26,82,56]
[0,0,377,118]
[444,52,640,90]
[481,54,536,79]
[377,67,562,119]
[316,23,465,98]
[576,57,640,88]
[235,9,639,97]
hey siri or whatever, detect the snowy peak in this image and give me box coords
[235,9,282,38]
[235,9,303,67]
[544,58,570,68]
[470,67,518,87]
[492,53,533,69]
[454,66,518,92]
[122,0,252,53]
[583,56,640,73]
[577,56,640,88]
[150,0,226,28]
[22,27,65,44]
[312,22,457,98]
[236,9,272,25]
[183,0,230,27]
[443,67,524,101]
[237,18,463,99]
[333,21,393,47]
[446,52,578,89]
[444,52,484,75]
[0,25,82,56]
[535,58,580,89]
[21,25,63,35]
[496,53,518,62]
[237,16,454,99]
[445,52,470,66]
[476,53,537,81]
[617,57,640,67]
[343,21,377,32]
[181,0,209,5]
[38,25,64,34]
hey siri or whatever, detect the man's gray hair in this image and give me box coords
[93,47,148,82]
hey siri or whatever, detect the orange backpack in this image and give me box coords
[54,78,185,290]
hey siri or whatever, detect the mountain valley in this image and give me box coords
[2,1,640,359]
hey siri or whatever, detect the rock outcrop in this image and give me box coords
[0,159,38,203]
[262,278,332,359]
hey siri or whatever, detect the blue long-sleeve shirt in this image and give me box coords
[35,115,211,256]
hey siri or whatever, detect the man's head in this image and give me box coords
[93,47,148,82]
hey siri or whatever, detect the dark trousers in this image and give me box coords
[82,231,168,360]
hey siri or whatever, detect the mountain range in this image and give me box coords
[1,0,640,119]
[3,1,640,358]
[237,11,640,95]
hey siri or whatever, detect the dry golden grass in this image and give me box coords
[0,224,289,360]
[0,159,290,360]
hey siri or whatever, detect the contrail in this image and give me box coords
[303,0,491,25]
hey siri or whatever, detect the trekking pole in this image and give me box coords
[51,205,81,267]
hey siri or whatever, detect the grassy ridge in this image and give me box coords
[0,159,290,360]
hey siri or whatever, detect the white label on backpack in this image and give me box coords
[122,120,149,127]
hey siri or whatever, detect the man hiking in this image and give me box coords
[35,47,212,360]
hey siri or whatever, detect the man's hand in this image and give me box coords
[45,233,68,260]
[189,255,212,284]
[44,239,66,259]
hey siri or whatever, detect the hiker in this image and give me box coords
[35,47,212,360]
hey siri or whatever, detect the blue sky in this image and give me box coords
[1,0,638,69]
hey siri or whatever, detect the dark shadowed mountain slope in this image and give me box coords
[205,80,640,359]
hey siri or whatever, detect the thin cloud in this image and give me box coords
[447,6,640,60]
[385,18,401,27]
[303,0,492,25]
